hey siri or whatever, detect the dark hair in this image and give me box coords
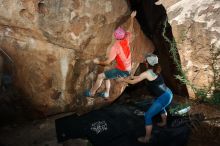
[145,61,161,75]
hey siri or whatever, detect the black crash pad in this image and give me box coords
[55,101,191,146]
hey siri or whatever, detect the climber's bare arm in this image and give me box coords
[93,58,113,66]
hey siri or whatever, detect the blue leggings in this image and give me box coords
[144,88,173,125]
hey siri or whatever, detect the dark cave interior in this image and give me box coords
[126,0,188,97]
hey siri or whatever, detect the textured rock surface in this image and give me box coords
[0,0,154,116]
[0,53,3,87]
[158,0,220,98]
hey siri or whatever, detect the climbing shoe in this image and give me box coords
[84,89,92,97]
[97,92,109,99]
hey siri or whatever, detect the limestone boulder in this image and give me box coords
[0,0,154,116]
[158,0,220,98]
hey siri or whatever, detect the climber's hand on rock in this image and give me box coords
[93,58,100,64]
[131,11,137,18]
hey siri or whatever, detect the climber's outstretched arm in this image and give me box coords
[93,58,112,66]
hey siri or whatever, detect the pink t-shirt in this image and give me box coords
[109,33,131,71]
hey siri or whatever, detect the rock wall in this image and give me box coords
[129,0,189,96]
[158,0,220,98]
[0,53,3,87]
[0,0,154,116]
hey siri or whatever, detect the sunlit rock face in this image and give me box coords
[159,0,220,98]
[0,0,154,116]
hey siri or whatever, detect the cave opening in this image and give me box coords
[125,0,189,98]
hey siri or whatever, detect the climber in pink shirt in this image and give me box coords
[85,11,136,99]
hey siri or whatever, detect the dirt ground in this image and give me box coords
[173,95,220,146]
[0,95,220,146]
[188,105,220,146]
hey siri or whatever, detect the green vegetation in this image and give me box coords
[162,18,220,105]
[197,88,220,105]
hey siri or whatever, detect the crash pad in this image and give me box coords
[55,100,191,146]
